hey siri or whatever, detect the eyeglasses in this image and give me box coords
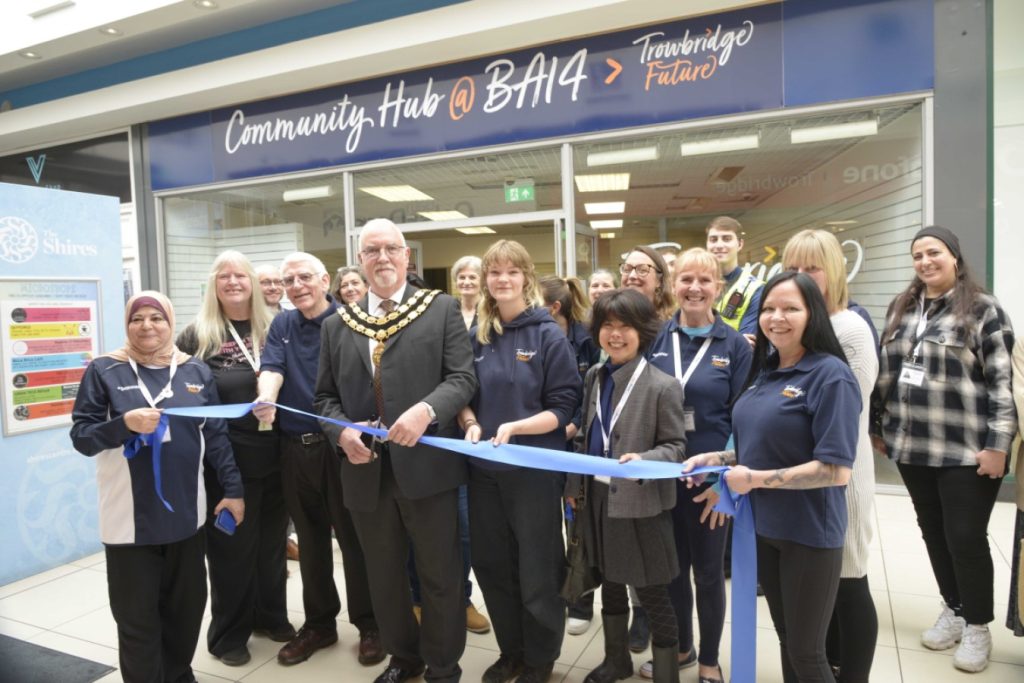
[619,263,660,277]
[259,278,284,287]
[282,272,319,288]
[360,244,406,260]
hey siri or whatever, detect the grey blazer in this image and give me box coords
[314,286,478,511]
[568,355,686,518]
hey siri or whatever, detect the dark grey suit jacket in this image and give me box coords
[314,286,477,511]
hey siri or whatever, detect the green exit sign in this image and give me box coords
[504,181,535,203]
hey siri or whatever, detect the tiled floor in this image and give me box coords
[1,493,1022,682]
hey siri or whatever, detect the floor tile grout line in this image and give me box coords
[0,565,92,601]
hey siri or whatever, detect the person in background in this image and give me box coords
[459,239,581,683]
[540,274,602,637]
[453,255,484,330]
[685,270,860,683]
[783,230,879,683]
[567,288,687,683]
[252,252,382,668]
[333,265,368,305]
[406,255,491,635]
[176,250,291,667]
[617,244,675,649]
[256,264,286,313]
[705,216,763,336]
[643,248,752,683]
[588,269,617,306]
[872,226,1016,674]
[71,291,244,683]
[314,219,478,683]
[1005,337,1024,638]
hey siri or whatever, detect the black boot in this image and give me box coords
[629,606,651,653]
[652,643,681,683]
[584,612,633,683]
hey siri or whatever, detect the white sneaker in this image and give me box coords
[921,602,965,650]
[566,617,591,636]
[953,624,992,673]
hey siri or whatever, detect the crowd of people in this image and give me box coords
[70,216,1022,683]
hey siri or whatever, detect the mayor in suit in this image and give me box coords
[314,218,478,683]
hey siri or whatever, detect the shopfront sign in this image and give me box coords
[149,0,933,190]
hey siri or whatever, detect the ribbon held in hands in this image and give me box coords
[122,415,174,512]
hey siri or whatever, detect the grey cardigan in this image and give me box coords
[567,355,687,518]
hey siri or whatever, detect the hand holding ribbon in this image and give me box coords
[122,408,174,513]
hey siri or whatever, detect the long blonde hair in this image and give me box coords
[193,250,274,359]
[476,240,543,345]
[781,229,849,312]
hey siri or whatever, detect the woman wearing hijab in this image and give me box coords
[71,291,244,683]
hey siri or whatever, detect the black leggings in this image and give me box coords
[758,535,842,683]
[601,581,677,648]
[667,480,727,666]
[825,576,877,683]
[897,463,1002,624]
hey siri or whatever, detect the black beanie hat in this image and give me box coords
[912,225,962,263]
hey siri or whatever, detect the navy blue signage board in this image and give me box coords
[148,0,933,190]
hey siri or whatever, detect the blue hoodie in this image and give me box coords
[470,306,582,470]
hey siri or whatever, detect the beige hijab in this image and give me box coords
[105,290,190,367]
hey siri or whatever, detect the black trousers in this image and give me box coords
[350,454,465,682]
[758,535,843,683]
[825,576,877,683]
[469,464,566,668]
[667,480,728,666]
[280,436,376,632]
[106,531,207,683]
[205,469,290,656]
[897,463,1003,624]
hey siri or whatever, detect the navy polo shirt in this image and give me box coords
[648,314,752,455]
[732,351,860,549]
[260,296,339,435]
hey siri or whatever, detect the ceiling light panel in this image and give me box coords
[587,147,659,167]
[790,120,878,144]
[360,185,433,202]
[455,227,496,234]
[574,173,630,192]
[282,186,334,202]
[584,201,626,215]
[680,134,760,157]
[590,219,623,229]
[418,210,468,220]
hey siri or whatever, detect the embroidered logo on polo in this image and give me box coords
[339,289,441,341]
[651,352,669,359]
[185,382,204,393]
[711,355,730,368]
[116,385,142,392]
[515,349,537,362]
[781,384,805,398]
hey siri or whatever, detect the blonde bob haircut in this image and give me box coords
[673,247,724,289]
[476,239,543,345]
[193,250,274,359]
[781,229,849,312]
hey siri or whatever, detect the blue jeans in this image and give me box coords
[409,484,473,605]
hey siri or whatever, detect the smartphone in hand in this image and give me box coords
[214,508,237,535]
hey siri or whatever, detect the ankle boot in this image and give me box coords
[652,643,681,683]
[584,612,633,683]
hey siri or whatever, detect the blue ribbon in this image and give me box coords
[122,415,174,512]
[163,401,757,682]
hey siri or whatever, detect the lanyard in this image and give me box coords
[129,353,178,407]
[911,295,932,360]
[227,320,260,372]
[672,332,713,392]
[595,358,646,457]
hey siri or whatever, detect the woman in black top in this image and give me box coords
[177,249,292,666]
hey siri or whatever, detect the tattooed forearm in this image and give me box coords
[762,461,844,490]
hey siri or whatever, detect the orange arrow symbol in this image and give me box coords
[604,58,622,84]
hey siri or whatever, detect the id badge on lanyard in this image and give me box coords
[594,358,646,484]
[129,355,177,442]
[227,321,270,431]
[900,296,930,388]
[673,332,712,432]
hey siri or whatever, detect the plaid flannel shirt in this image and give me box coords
[872,290,1016,467]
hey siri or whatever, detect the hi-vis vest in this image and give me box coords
[714,266,763,331]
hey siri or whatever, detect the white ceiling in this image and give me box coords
[0,0,353,90]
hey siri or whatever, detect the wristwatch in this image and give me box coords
[422,402,437,421]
